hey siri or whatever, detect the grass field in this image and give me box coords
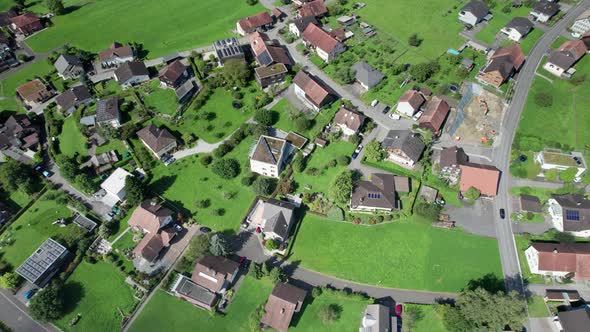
[58,115,87,157]
[55,261,137,332]
[148,136,256,231]
[0,61,54,112]
[94,138,129,157]
[475,6,532,44]
[0,191,74,268]
[129,276,273,332]
[25,0,265,58]
[528,296,550,318]
[289,214,502,292]
[358,0,465,60]
[141,80,178,116]
[272,99,339,140]
[404,304,448,332]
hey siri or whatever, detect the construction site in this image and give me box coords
[443,83,507,146]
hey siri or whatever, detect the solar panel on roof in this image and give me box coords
[257,51,272,66]
[565,209,580,221]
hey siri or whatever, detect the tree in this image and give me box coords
[534,92,553,107]
[0,159,33,192]
[268,266,287,283]
[252,177,276,196]
[559,167,578,182]
[415,200,442,220]
[125,176,144,207]
[46,0,65,15]
[211,158,241,179]
[292,154,306,172]
[337,155,350,166]
[200,155,213,166]
[544,168,558,181]
[184,233,212,263]
[13,0,26,7]
[364,139,385,162]
[335,67,354,84]
[318,304,342,325]
[98,223,113,239]
[29,285,65,322]
[0,272,21,289]
[409,62,440,82]
[265,238,279,250]
[327,206,344,221]
[464,186,481,200]
[209,233,230,256]
[329,170,352,204]
[294,116,312,132]
[408,33,422,47]
[254,109,277,126]
[223,59,250,87]
[277,178,294,195]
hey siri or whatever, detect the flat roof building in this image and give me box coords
[16,238,69,287]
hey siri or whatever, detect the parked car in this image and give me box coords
[499,208,506,219]
[24,289,37,300]
[412,111,423,121]
[199,226,211,233]
[395,304,403,317]
[174,224,183,232]
[388,112,400,120]
[42,171,52,178]
[351,144,363,160]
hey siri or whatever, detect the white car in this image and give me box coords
[412,111,423,121]
[389,113,400,120]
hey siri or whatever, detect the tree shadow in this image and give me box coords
[464,273,506,293]
[149,175,177,194]
[61,281,86,315]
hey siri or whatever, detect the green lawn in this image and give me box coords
[0,60,54,112]
[110,230,135,273]
[358,0,465,60]
[550,36,570,49]
[141,80,179,116]
[55,261,137,332]
[404,304,448,332]
[475,6,532,44]
[528,296,550,318]
[509,186,557,203]
[58,115,87,157]
[0,191,74,268]
[25,0,265,58]
[289,214,503,292]
[129,276,273,332]
[272,99,339,140]
[95,138,129,158]
[148,136,257,231]
[293,140,356,193]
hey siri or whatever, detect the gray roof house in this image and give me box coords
[213,37,245,65]
[459,0,491,26]
[382,130,426,167]
[248,198,295,242]
[549,194,590,234]
[136,124,178,158]
[170,274,218,310]
[353,61,384,90]
[114,61,149,89]
[501,17,533,41]
[55,85,92,115]
[350,173,410,212]
[556,308,590,332]
[531,1,559,23]
[359,304,393,332]
[54,54,84,80]
[96,98,121,127]
[16,238,69,287]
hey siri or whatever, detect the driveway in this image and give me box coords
[133,225,198,274]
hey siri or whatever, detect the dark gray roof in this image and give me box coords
[96,98,120,123]
[80,115,96,126]
[114,61,148,83]
[552,194,590,232]
[461,0,490,19]
[439,146,468,168]
[382,130,425,163]
[533,1,559,16]
[351,173,401,210]
[504,17,533,35]
[292,16,318,32]
[54,54,82,75]
[520,194,542,213]
[213,38,244,60]
[557,308,590,332]
[175,79,197,100]
[55,85,91,112]
[547,50,577,69]
[353,61,384,89]
[257,198,295,240]
[16,238,68,286]
[360,304,391,332]
[136,124,177,153]
[73,214,97,232]
[172,275,217,307]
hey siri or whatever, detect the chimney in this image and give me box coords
[280,308,285,314]
[553,248,558,254]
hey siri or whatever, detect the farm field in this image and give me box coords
[25,0,265,58]
[289,214,503,292]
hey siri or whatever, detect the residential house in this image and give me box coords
[100,167,132,206]
[418,96,450,134]
[545,289,581,303]
[438,146,468,185]
[236,11,273,36]
[248,198,295,243]
[333,107,365,136]
[16,238,69,288]
[543,39,588,78]
[159,59,191,89]
[302,23,345,62]
[137,124,177,159]
[272,8,286,21]
[293,70,336,111]
[175,79,199,103]
[555,307,590,332]
[255,63,288,88]
[96,97,121,127]
[519,194,542,213]
[0,114,40,163]
[0,8,18,28]
[298,0,328,18]
[54,54,84,80]
[114,61,149,89]
[0,46,18,73]
[353,61,384,91]
[55,85,92,115]
[260,282,307,332]
[500,17,533,42]
[170,274,218,310]
[458,0,491,26]
[547,194,590,237]
[382,130,425,167]
[16,79,54,107]
[328,28,354,43]
[10,12,42,36]
[477,44,525,87]
[249,31,293,67]
[359,304,393,332]
[98,42,134,67]
[459,164,500,197]
[531,1,559,23]
[249,135,289,178]
[128,200,177,263]
[525,242,590,279]
[192,255,239,294]
[571,9,590,37]
[213,38,245,65]
[535,150,586,181]
[289,16,318,37]
[396,90,425,117]
[350,173,410,212]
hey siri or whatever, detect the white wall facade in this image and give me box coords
[250,159,281,178]
[387,151,414,167]
[458,12,479,26]
[294,83,320,111]
[571,18,590,37]
[397,102,418,117]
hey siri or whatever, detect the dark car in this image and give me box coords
[199,226,212,233]
[499,209,506,219]
[351,144,363,160]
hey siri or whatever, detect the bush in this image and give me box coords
[415,201,442,220]
[570,74,586,86]
[211,158,241,179]
[408,33,422,47]
[554,232,575,243]
[318,304,342,325]
[534,92,553,107]
[293,154,306,172]
[195,198,211,208]
[252,177,276,196]
[545,168,558,181]
[337,155,350,166]
[327,206,344,221]
[200,155,213,166]
[559,167,578,182]
[241,174,256,186]
[213,143,232,158]
[294,116,312,132]
[254,109,278,126]
[328,159,337,167]
[464,186,481,201]
[265,238,279,250]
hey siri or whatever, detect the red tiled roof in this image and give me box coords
[333,107,364,132]
[238,11,273,32]
[559,40,588,60]
[491,44,525,71]
[302,23,339,53]
[398,90,425,110]
[10,12,39,28]
[128,200,174,234]
[98,42,133,62]
[298,0,328,18]
[459,164,500,196]
[292,71,333,108]
[249,32,293,66]
[419,96,450,132]
[532,242,590,278]
[159,60,187,85]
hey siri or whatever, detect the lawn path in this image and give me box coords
[109,227,131,245]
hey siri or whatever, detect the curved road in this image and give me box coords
[492,0,590,293]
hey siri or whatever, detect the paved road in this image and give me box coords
[491,0,590,294]
[0,290,58,332]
